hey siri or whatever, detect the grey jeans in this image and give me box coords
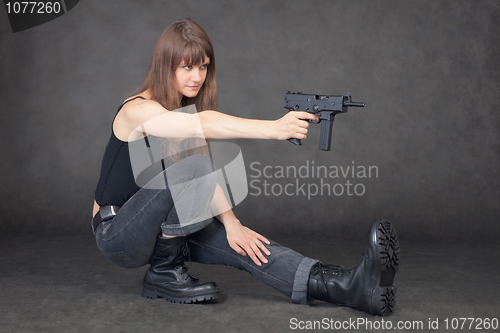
[94,155,318,304]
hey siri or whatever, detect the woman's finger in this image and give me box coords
[245,245,262,266]
[295,111,319,122]
[248,242,266,264]
[257,240,271,256]
[229,240,246,256]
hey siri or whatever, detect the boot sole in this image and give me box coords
[142,284,220,304]
[372,220,400,316]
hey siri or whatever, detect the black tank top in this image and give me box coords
[94,96,145,206]
[95,97,204,206]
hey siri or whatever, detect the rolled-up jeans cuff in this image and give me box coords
[161,217,213,236]
[290,257,320,304]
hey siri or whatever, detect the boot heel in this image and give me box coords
[142,287,161,299]
[372,286,397,316]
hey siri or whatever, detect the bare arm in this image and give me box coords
[118,100,204,141]
[117,98,318,141]
[198,110,318,141]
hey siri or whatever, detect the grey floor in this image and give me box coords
[1,232,499,333]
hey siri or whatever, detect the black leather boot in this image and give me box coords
[142,235,220,303]
[308,220,400,315]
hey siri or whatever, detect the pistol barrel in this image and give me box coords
[344,101,366,107]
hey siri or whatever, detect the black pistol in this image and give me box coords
[284,92,366,151]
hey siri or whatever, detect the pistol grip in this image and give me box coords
[288,138,302,146]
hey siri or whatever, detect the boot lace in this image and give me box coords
[312,263,344,293]
[176,238,213,281]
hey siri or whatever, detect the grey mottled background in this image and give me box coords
[0,0,499,241]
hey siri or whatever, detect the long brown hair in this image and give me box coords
[137,19,216,161]
[138,18,217,112]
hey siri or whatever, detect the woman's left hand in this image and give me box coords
[223,219,271,266]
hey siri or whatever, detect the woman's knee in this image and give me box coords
[180,154,213,179]
[168,155,217,197]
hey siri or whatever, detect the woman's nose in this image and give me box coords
[191,69,201,82]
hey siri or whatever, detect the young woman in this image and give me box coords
[92,18,400,316]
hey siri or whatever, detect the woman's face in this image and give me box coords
[175,56,210,98]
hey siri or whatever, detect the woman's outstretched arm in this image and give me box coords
[198,110,318,141]
[116,98,318,142]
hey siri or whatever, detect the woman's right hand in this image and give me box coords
[223,218,271,267]
[273,111,319,141]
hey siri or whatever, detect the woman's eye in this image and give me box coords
[182,65,192,70]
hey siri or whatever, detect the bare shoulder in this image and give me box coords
[114,96,168,141]
[121,97,166,119]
